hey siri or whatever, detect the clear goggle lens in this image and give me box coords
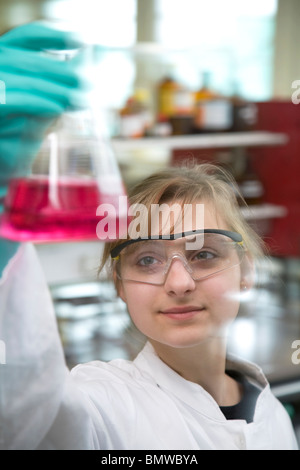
[113,231,245,285]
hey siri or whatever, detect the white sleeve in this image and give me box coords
[0,243,103,450]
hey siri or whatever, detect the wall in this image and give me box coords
[273,0,300,98]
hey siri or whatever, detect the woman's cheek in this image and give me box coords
[120,284,152,327]
[203,275,241,322]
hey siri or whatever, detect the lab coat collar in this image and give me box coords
[134,341,270,422]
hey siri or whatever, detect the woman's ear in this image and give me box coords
[113,269,126,302]
[240,253,255,291]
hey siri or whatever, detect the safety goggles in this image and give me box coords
[111,229,245,286]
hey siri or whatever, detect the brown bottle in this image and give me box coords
[157,73,194,135]
[157,75,180,121]
[237,156,264,206]
[231,83,258,132]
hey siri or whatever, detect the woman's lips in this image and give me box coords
[160,306,205,320]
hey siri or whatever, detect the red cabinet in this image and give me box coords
[252,101,300,257]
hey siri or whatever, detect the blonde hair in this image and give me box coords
[99,162,265,277]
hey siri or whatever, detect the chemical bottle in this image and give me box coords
[193,71,232,133]
[118,89,152,138]
[157,69,194,135]
[236,154,264,206]
[157,74,180,121]
[230,83,258,131]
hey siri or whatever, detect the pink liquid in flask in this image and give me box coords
[0,176,127,242]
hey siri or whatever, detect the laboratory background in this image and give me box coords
[1,0,300,444]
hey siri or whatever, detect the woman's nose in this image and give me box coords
[163,257,196,296]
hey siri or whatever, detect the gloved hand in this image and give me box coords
[0,21,92,276]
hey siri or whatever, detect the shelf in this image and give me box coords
[111,131,289,152]
[240,203,287,220]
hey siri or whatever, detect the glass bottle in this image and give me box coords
[193,71,232,133]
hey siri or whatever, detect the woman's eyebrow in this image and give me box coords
[125,240,159,254]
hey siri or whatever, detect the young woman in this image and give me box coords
[0,161,298,449]
[0,22,297,450]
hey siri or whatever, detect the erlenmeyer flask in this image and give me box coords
[0,109,128,242]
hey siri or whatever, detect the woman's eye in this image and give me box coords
[194,251,216,261]
[138,256,158,266]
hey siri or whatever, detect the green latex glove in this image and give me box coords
[0,21,92,276]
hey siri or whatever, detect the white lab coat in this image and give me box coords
[0,243,298,450]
